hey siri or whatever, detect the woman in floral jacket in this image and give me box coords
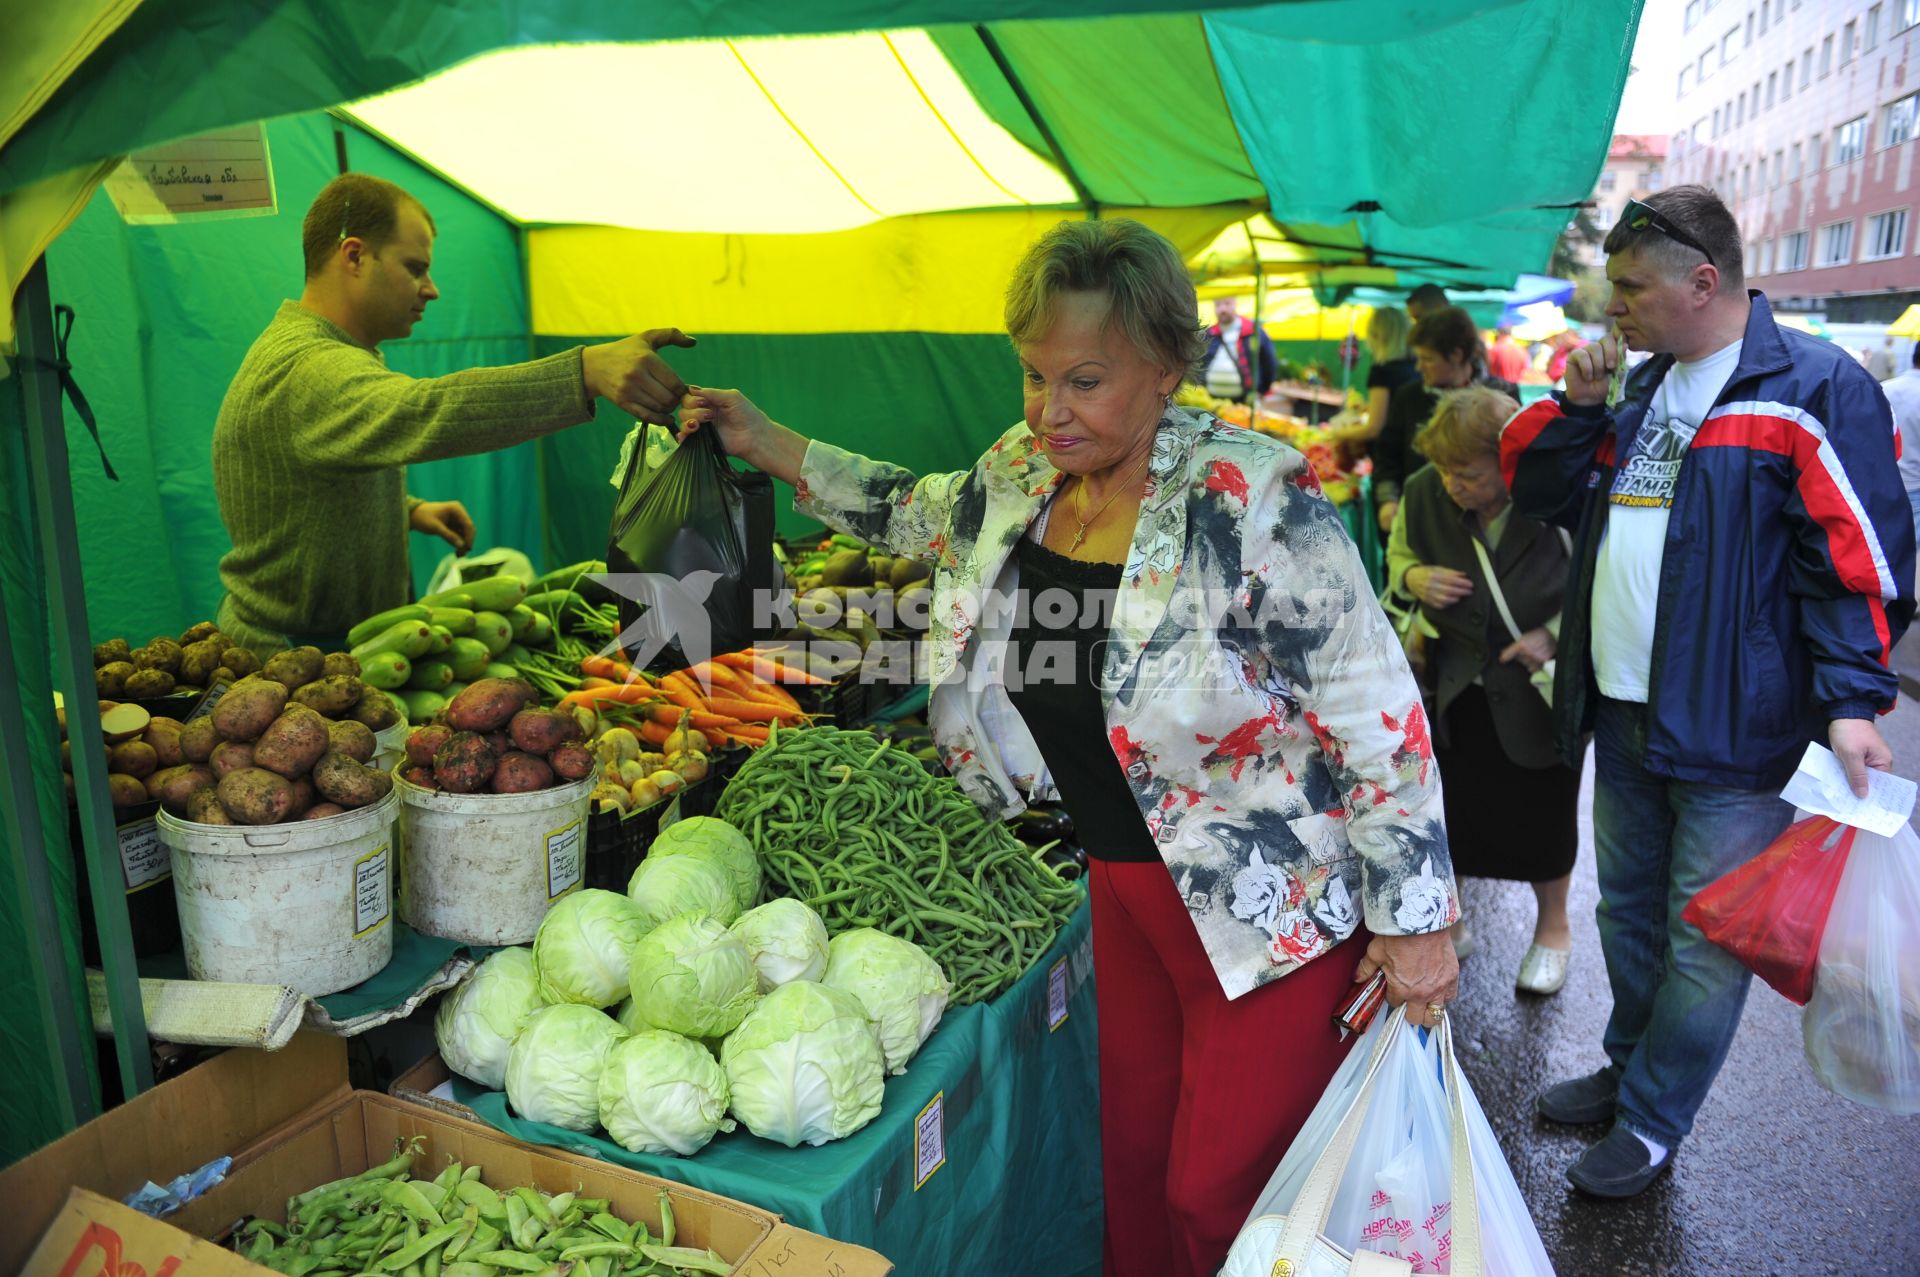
[681,219,1459,1277]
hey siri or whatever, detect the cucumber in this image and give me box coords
[407,659,455,692]
[460,575,528,612]
[471,610,513,657]
[346,604,431,649]
[361,650,413,690]
[429,607,476,636]
[418,588,474,610]
[352,620,435,664]
[447,637,492,681]
[525,611,553,645]
[427,624,454,656]
[484,662,521,681]
[401,689,448,722]
[507,604,539,641]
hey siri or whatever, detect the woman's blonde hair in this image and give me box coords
[1004,219,1205,376]
[1414,384,1521,471]
[1365,306,1410,363]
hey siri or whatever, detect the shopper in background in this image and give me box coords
[1882,341,1920,543]
[1387,385,1578,993]
[681,218,1458,1277]
[1373,306,1520,534]
[1867,335,1898,382]
[1486,323,1531,383]
[1200,294,1278,404]
[212,172,695,658]
[1406,282,1450,323]
[1504,185,1913,1198]
[1329,306,1418,454]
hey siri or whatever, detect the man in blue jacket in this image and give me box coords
[1501,185,1914,1197]
[1201,295,1278,404]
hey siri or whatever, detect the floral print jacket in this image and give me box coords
[794,407,1458,1000]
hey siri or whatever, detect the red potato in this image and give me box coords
[444,678,539,734]
[509,708,580,756]
[288,776,316,818]
[302,802,348,821]
[217,768,297,825]
[144,717,186,768]
[209,741,256,778]
[400,764,438,790]
[178,717,222,763]
[326,719,378,764]
[254,709,331,779]
[151,764,218,816]
[433,732,497,794]
[549,743,594,782]
[211,678,288,742]
[406,724,454,769]
[108,773,149,809]
[185,788,233,825]
[311,751,393,809]
[108,740,158,780]
[490,751,554,794]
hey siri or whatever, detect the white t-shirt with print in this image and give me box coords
[1590,338,1744,702]
[1206,319,1247,398]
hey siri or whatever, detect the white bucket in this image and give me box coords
[158,789,399,997]
[395,771,593,945]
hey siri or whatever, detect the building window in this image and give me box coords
[1694,119,1706,144]
[1681,66,1692,97]
[1761,2,1770,35]
[1702,50,1714,81]
[1774,148,1785,185]
[1742,164,1752,197]
[1816,221,1856,268]
[1648,166,1665,192]
[1600,171,1618,192]
[1783,59,1794,100]
[1686,0,1704,31]
[1836,117,1868,164]
[1713,107,1722,137]
[1737,95,1746,126]
[1865,209,1910,260]
[1903,0,1920,31]
[1843,20,1857,63]
[1758,156,1768,188]
[1725,29,1740,65]
[1791,141,1803,177]
[1748,10,1756,44]
[1802,49,1813,89]
[1779,230,1810,271]
[1810,133,1823,168]
[1766,71,1777,107]
[1868,4,1882,47]
[1887,95,1919,147]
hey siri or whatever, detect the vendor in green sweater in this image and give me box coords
[213,172,694,656]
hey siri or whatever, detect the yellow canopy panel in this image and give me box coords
[346,34,1076,233]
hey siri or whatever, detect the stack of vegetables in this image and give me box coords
[435,815,951,1155]
[713,726,1083,1005]
[234,1138,734,1276]
[560,651,824,757]
[90,619,261,704]
[395,678,597,796]
[582,719,713,818]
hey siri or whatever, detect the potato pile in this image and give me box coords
[398,677,595,796]
[167,647,403,826]
[92,620,261,700]
[584,720,712,817]
[62,699,169,811]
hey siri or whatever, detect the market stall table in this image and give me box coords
[440,899,1099,1277]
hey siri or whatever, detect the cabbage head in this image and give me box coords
[822,929,951,1074]
[629,913,759,1038]
[597,1030,736,1156]
[435,946,544,1090]
[627,853,741,930]
[532,888,650,1007]
[648,816,760,909]
[730,898,830,992]
[503,1003,627,1131]
[721,981,886,1147]
[613,997,648,1037]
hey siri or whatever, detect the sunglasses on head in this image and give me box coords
[1621,198,1716,269]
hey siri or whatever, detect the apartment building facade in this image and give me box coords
[1666,0,1920,322]
[1587,135,1670,266]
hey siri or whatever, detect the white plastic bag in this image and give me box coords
[1802,821,1920,1113]
[1232,1010,1554,1277]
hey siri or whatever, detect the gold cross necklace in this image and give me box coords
[1065,448,1153,553]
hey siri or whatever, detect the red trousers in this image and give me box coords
[1091,858,1367,1277]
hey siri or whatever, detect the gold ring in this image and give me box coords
[1426,1002,1445,1022]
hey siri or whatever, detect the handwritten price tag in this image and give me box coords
[913,1093,946,1190]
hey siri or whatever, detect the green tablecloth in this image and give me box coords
[457,899,1101,1277]
[138,920,471,1022]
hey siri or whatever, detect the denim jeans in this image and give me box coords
[1590,697,1796,1146]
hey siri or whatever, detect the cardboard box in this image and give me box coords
[389,1051,475,1122]
[4,1033,891,1276]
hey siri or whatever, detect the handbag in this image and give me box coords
[1467,527,1571,707]
[1223,1008,1483,1277]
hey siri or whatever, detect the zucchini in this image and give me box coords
[361,651,413,690]
[504,643,535,667]
[429,607,476,636]
[472,611,513,657]
[419,588,475,610]
[507,604,539,641]
[459,575,528,612]
[401,689,448,721]
[447,637,492,681]
[407,659,455,692]
[525,612,553,645]
[346,605,430,649]
[352,620,435,664]
[484,662,521,681]
[427,624,454,655]
[442,680,470,702]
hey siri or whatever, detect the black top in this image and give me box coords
[1005,537,1160,861]
[1372,371,1520,502]
[1365,355,1420,396]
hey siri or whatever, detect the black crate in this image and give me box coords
[581,764,733,892]
[71,798,182,963]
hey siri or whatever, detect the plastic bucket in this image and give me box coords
[395,772,593,945]
[157,789,399,996]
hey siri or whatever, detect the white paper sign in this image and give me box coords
[546,818,584,899]
[1778,742,1917,837]
[117,819,169,892]
[1047,958,1069,1032]
[104,124,277,224]
[353,847,391,938]
[913,1093,946,1190]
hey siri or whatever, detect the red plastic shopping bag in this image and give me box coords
[1681,814,1855,1005]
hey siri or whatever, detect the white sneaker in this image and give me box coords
[1516,943,1572,995]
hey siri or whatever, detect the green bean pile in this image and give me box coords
[236,1138,731,1277]
[713,726,1083,1004]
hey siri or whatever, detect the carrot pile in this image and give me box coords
[557,648,832,749]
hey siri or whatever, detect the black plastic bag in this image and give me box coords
[606,425,778,670]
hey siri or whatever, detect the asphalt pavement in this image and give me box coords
[1449,699,1920,1274]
